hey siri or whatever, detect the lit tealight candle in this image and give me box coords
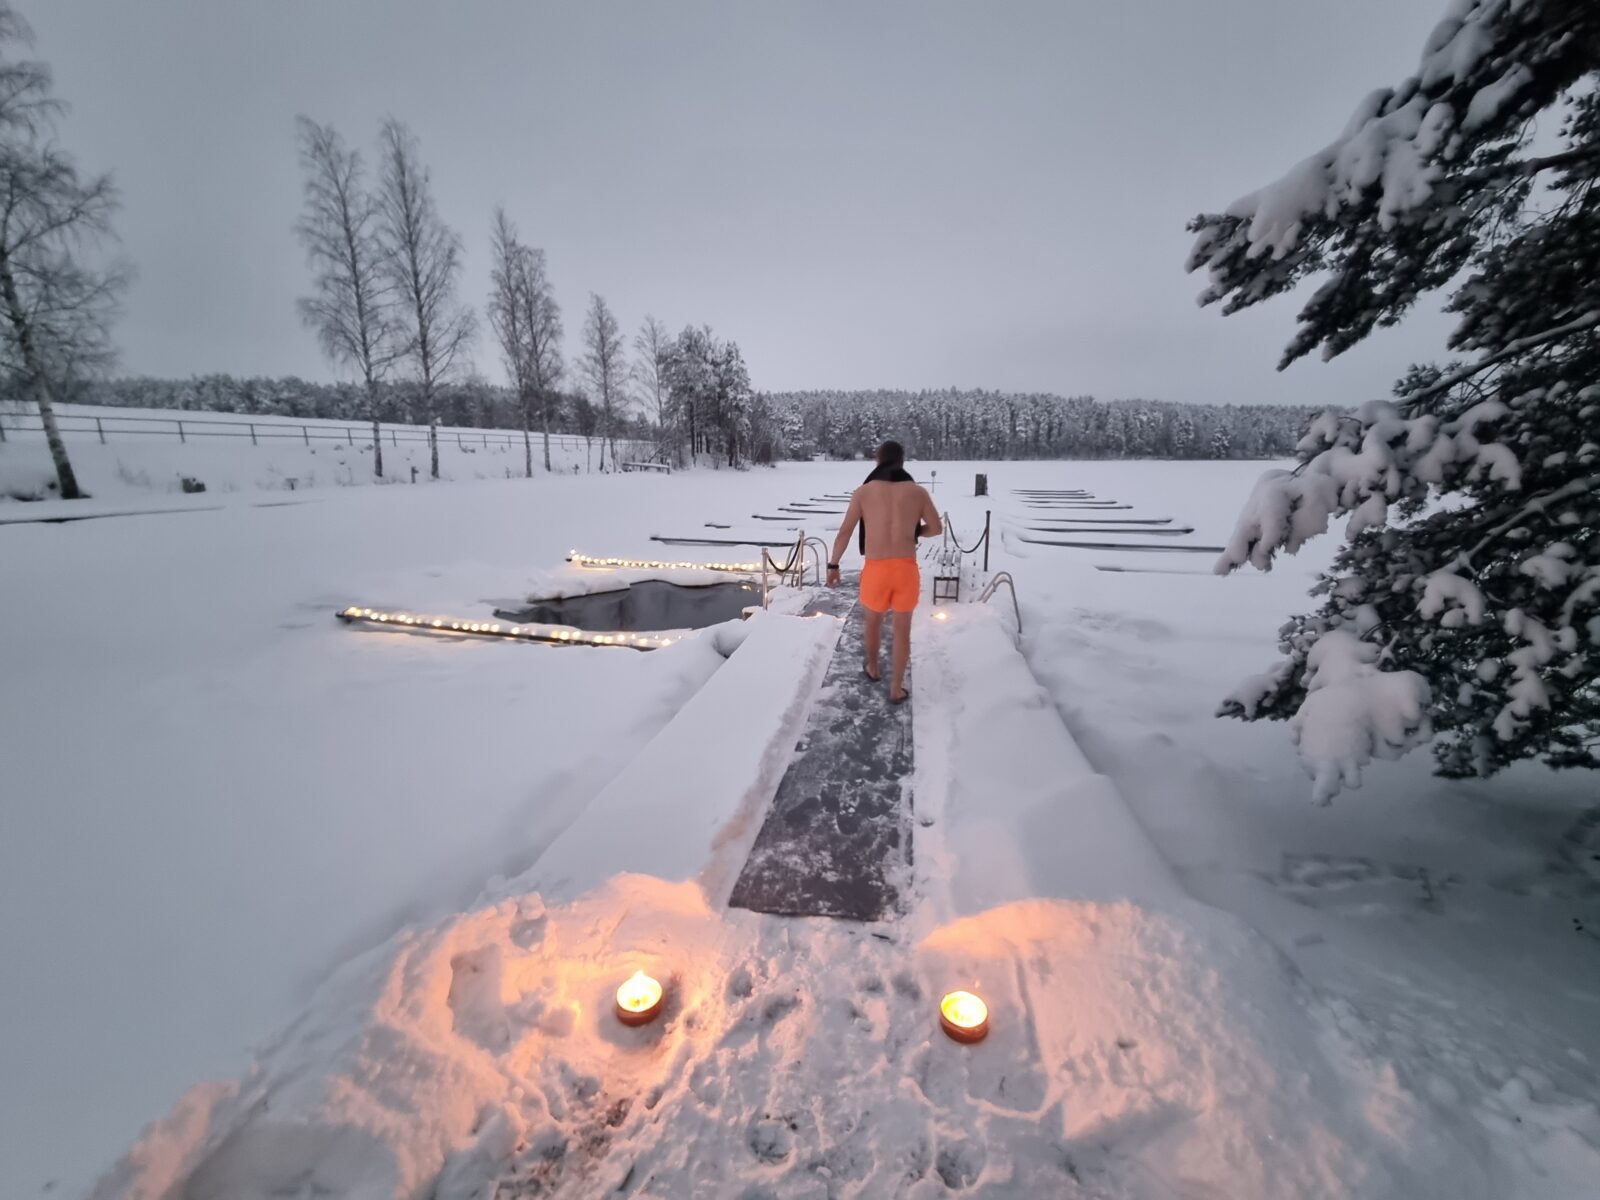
[933,610,950,622]
[939,990,989,1043]
[615,970,664,1026]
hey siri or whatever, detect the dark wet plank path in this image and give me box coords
[728,587,914,922]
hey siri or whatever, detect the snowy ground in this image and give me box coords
[3,452,1597,1198]
[0,402,646,506]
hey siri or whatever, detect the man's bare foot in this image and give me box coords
[864,663,881,683]
[890,687,910,705]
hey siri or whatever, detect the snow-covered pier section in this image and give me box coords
[514,611,839,906]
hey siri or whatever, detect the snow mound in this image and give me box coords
[94,873,1540,1200]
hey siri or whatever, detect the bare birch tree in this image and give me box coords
[633,314,670,437]
[295,116,397,478]
[581,292,626,471]
[520,248,563,472]
[376,117,473,480]
[487,207,534,476]
[0,5,128,500]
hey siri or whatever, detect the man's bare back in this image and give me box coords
[845,480,942,560]
[825,443,943,704]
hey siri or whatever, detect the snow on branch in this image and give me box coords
[1289,631,1432,804]
[1214,396,1525,575]
[1418,568,1488,627]
[1214,469,1339,574]
[1188,0,1571,271]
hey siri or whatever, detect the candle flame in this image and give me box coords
[616,970,663,1014]
[940,990,987,1029]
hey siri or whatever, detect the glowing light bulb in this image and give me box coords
[615,970,664,1025]
[939,990,989,1043]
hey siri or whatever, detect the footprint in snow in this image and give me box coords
[936,1139,986,1189]
[748,1116,795,1164]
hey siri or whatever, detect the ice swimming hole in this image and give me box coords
[494,579,760,632]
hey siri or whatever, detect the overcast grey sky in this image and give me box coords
[28,0,1456,408]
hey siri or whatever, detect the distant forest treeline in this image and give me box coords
[64,376,1306,461]
[765,390,1304,460]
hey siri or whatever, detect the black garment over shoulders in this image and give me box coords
[857,464,917,556]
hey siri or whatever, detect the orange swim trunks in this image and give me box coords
[860,557,921,613]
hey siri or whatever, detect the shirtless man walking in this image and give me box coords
[826,441,942,704]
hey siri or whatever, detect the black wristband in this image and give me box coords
[827,562,841,570]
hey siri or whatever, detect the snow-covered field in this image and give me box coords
[0,403,647,506]
[3,452,1597,1198]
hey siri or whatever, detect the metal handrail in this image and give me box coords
[761,531,807,608]
[802,537,828,586]
[977,571,1022,634]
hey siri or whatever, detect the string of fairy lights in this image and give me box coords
[336,607,678,650]
[337,551,768,650]
[567,551,762,573]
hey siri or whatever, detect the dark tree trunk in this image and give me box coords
[0,254,82,499]
[366,377,384,478]
[522,397,533,478]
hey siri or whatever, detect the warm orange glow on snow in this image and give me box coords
[615,970,664,1025]
[939,990,989,1042]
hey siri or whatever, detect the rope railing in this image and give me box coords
[940,510,993,571]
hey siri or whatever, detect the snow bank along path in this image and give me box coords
[89,581,1550,1197]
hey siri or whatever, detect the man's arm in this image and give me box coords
[918,486,943,539]
[827,491,863,586]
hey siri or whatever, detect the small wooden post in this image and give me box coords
[177,420,186,444]
[974,472,988,496]
[96,417,105,444]
[346,427,353,445]
[249,422,257,446]
[302,425,310,445]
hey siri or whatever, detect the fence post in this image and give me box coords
[0,415,7,442]
[457,432,463,448]
[983,510,991,572]
[249,423,257,446]
[177,419,186,444]
[97,417,105,444]
[347,427,353,445]
[391,428,397,447]
[303,425,309,445]
[482,432,488,448]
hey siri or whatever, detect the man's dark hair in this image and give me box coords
[875,440,905,469]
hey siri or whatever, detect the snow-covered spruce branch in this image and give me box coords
[1401,310,1600,408]
[1466,144,1600,186]
[1464,473,1600,565]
